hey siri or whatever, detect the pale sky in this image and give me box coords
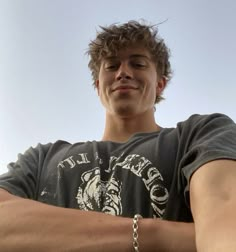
[1,0,236,174]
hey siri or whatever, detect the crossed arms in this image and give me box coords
[0,159,236,251]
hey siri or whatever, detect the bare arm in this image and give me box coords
[190,159,236,251]
[0,189,196,252]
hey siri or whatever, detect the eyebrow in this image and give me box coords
[104,54,151,60]
[130,54,151,60]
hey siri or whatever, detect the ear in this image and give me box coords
[95,80,100,96]
[156,76,167,96]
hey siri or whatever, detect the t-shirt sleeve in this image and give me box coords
[0,143,52,199]
[178,113,236,202]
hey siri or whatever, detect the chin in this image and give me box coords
[112,105,138,117]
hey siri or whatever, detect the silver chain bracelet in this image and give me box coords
[133,214,143,252]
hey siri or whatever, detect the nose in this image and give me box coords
[116,63,133,81]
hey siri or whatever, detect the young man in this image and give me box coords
[0,21,236,251]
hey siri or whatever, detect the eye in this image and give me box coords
[104,61,119,71]
[105,64,118,70]
[132,61,147,68]
[136,63,145,67]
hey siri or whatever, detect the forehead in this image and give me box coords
[102,45,152,61]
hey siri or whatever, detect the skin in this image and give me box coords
[0,188,196,251]
[190,159,236,251]
[96,45,166,142]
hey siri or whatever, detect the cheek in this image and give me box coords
[97,82,109,102]
[145,77,158,101]
[98,73,113,88]
[145,76,158,91]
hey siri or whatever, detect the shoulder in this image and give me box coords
[19,140,88,161]
[179,112,235,126]
[176,113,235,133]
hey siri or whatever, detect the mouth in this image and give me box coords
[112,85,138,92]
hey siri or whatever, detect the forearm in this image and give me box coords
[0,195,132,252]
[0,190,196,251]
[140,218,196,252]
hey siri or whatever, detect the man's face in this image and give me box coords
[96,45,165,118]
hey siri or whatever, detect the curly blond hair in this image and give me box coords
[87,20,172,103]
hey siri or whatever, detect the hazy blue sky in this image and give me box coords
[1,0,236,174]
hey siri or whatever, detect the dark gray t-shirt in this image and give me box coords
[1,113,236,221]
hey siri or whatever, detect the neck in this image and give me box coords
[101,110,160,142]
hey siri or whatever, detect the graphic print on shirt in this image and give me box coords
[39,151,169,217]
[107,153,169,217]
[76,167,122,215]
[74,152,169,218]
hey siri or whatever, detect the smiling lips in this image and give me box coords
[112,85,138,92]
